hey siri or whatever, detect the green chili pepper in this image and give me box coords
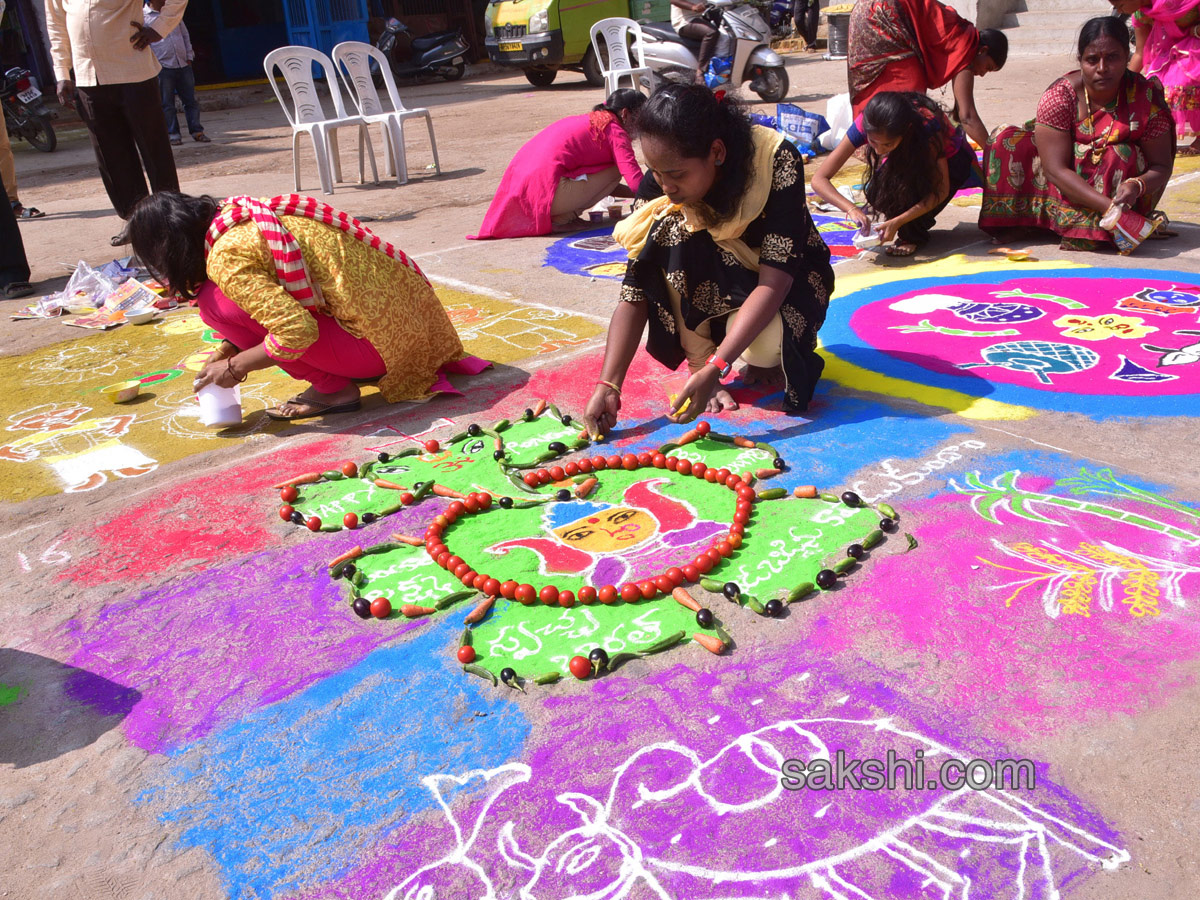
[642,630,686,655]
[547,402,563,421]
[820,492,841,503]
[330,561,348,580]
[534,671,562,685]
[413,480,434,502]
[878,502,897,519]
[787,582,814,602]
[536,450,559,463]
[607,652,641,670]
[707,432,734,443]
[905,532,919,551]
[571,438,590,450]
[437,590,477,610]
[755,442,777,453]
[757,487,787,500]
[746,596,766,615]
[833,557,856,574]
[481,428,503,441]
[657,441,678,454]
[319,524,341,532]
[321,470,344,481]
[862,529,883,549]
[460,627,472,648]
[714,624,732,644]
[700,577,724,593]
[378,502,404,516]
[444,430,469,446]
[395,446,421,458]
[491,418,510,431]
[463,664,498,686]
[352,570,366,587]
[363,541,404,555]
[512,498,550,509]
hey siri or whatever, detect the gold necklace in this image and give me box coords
[1083,87,1119,166]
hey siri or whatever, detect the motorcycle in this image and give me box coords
[767,0,796,40]
[2,67,56,153]
[375,18,470,83]
[641,0,789,103]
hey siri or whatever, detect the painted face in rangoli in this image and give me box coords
[553,507,659,552]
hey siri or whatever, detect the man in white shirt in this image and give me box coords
[670,0,719,79]
[44,0,188,245]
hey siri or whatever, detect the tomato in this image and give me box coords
[652,453,667,468]
[306,516,322,531]
[448,501,467,517]
[637,580,657,600]
[524,473,540,488]
[569,655,593,680]
[620,583,641,603]
[472,573,489,590]
[549,465,566,482]
[591,455,608,470]
[578,585,598,605]
[716,540,734,558]
[564,462,580,477]
[653,575,674,594]
[665,567,686,586]
[578,458,594,473]
[341,461,358,478]
[621,453,638,471]
[558,590,576,608]
[424,439,440,453]
[538,585,559,606]
[445,555,463,572]
[456,645,476,664]
[279,505,294,521]
[682,564,700,582]
[666,456,679,471]
[537,469,552,485]
[478,493,493,509]
[342,512,358,529]
[636,452,652,467]
[436,551,451,567]
[677,459,693,476]
[516,584,537,605]
[598,585,618,604]
[695,420,710,435]
[370,596,392,619]
[734,510,750,525]
[483,577,502,597]
[501,580,519,599]
[280,485,299,503]
[401,492,415,505]
[460,569,478,587]
[706,547,723,564]
[716,468,731,482]
[453,563,471,579]
[728,532,743,549]
[694,554,714,574]
[692,462,707,479]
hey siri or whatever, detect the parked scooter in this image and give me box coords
[375,18,470,83]
[2,67,56,152]
[641,0,789,103]
[767,0,796,39]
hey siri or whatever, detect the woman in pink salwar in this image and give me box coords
[470,90,646,239]
[1112,0,1200,154]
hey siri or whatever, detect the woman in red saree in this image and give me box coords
[847,0,1007,147]
[979,17,1175,254]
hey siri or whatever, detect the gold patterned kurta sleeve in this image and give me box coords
[207,224,319,362]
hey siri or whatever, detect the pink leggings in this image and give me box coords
[196,280,386,394]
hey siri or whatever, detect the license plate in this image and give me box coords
[499,41,522,51]
[17,86,40,103]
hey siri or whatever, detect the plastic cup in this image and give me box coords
[197,383,243,427]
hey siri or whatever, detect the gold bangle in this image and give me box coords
[596,379,621,395]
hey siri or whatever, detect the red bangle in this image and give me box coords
[706,354,732,379]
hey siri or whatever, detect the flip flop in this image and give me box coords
[2,281,35,299]
[12,204,45,219]
[1176,145,1200,157]
[885,242,918,257]
[265,395,362,421]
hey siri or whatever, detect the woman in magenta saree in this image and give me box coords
[1114,0,1200,153]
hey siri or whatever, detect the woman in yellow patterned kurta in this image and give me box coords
[129,192,479,420]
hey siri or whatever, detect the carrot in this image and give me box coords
[756,467,781,478]
[578,428,590,440]
[671,587,701,612]
[464,595,496,624]
[432,484,468,499]
[374,478,408,490]
[793,485,818,499]
[400,604,437,618]
[391,533,423,546]
[494,436,504,450]
[273,472,321,489]
[692,633,725,655]
[575,477,598,499]
[741,472,756,486]
[327,546,363,568]
[532,398,547,417]
[676,427,701,446]
[733,437,756,449]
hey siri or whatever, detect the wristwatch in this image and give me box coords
[705,353,732,380]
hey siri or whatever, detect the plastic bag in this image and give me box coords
[822,92,853,150]
[776,103,828,155]
[58,261,119,312]
[703,55,733,89]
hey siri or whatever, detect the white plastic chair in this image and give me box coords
[589,18,651,96]
[263,45,379,195]
[332,41,442,185]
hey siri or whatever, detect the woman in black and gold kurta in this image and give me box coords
[583,85,834,439]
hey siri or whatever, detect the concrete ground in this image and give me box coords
[1,49,1198,900]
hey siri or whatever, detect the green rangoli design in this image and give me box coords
[313,409,903,686]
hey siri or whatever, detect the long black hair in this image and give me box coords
[589,88,647,138]
[129,191,221,300]
[635,83,754,225]
[1078,15,1131,57]
[978,29,1008,68]
[861,92,946,221]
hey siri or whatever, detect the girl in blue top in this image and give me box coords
[811,91,981,256]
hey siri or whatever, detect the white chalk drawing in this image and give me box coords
[0,404,156,492]
[850,439,987,503]
[977,537,1200,619]
[386,718,1129,900]
[1141,330,1200,368]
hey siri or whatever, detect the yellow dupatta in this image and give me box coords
[613,125,786,273]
